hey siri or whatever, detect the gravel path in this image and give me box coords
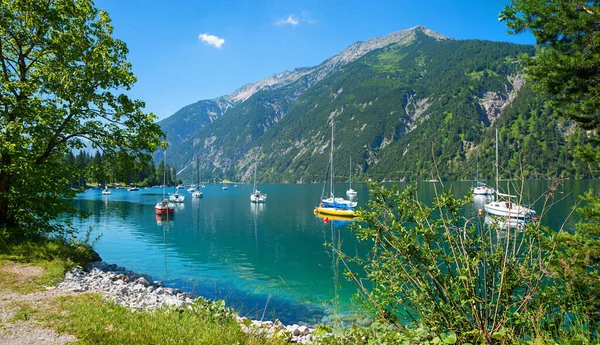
[0,262,77,345]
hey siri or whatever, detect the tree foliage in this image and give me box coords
[500,0,600,163]
[342,183,558,343]
[500,0,600,339]
[0,0,163,236]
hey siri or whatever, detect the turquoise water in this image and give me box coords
[68,180,598,325]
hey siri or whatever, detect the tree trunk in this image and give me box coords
[0,151,15,227]
[0,171,14,227]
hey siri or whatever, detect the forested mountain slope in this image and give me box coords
[159,28,593,183]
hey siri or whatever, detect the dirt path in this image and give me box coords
[0,261,77,345]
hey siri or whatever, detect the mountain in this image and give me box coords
[158,26,447,146]
[158,26,592,183]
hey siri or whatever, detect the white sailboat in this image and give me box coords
[169,168,185,203]
[102,186,111,195]
[250,162,267,203]
[346,157,357,198]
[484,129,536,219]
[169,190,185,203]
[155,152,175,215]
[316,120,357,217]
[192,156,203,199]
[472,148,494,196]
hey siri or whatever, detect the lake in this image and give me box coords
[68,179,598,325]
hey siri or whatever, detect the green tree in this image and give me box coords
[0,0,163,236]
[500,1,600,162]
[501,1,600,339]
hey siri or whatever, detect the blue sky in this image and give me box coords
[95,0,535,121]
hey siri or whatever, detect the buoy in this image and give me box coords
[324,217,329,224]
[478,209,483,215]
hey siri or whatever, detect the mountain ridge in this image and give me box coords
[157,28,591,183]
[158,26,448,144]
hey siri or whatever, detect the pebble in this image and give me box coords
[58,261,317,344]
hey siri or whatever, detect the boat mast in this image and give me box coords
[349,157,352,189]
[163,151,167,198]
[196,155,200,187]
[253,162,257,193]
[330,119,334,198]
[495,128,499,197]
[476,148,479,182]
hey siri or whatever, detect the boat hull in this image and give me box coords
[473,187,494,195]
[315,207,356,217]
[484,201,535,219]
[155,201,175,215]
[250,192,267,203]
[169,194,185,203]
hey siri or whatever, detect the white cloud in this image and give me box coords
[274,15,299,26]
[198,33,225,49]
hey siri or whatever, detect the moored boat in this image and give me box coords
[155,151,175,216]
[250,163,267,203]
[484,129,536,219]
[346,157,357,198]
[316,119,357,217]
[191,157,203,199]
[169,192,185,203]
[155,199,175,215]
[484,199,536,219]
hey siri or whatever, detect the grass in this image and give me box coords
[0,234,97,293]
[0,260,65,293]
[11,293,289,345]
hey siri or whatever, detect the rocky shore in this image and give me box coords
[58,261,317,344]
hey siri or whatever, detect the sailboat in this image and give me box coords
[315,120,357,217]
[155,152,175,215]
[250,162,267,203]
[472,148,494,196]
[346,157,357,198]
[169,188,185,203]
[484,129,536,219]
[169,164,185,203]
[192,156,203,199]
[102,186,111,195]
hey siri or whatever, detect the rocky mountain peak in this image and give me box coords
[226,26,449,103]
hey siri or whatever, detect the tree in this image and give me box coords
[501,1,600,338]
[500,1,600,163]
[0,0,164,236]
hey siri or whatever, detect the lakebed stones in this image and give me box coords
[59,261,317,344]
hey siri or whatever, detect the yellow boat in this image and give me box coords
[314,206,357,218]
[315,212,357,222]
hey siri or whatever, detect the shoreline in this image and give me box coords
[59,261,318,344]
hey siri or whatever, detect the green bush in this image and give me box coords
[339,182,584,344]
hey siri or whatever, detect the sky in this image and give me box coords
[95,0,535,121]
